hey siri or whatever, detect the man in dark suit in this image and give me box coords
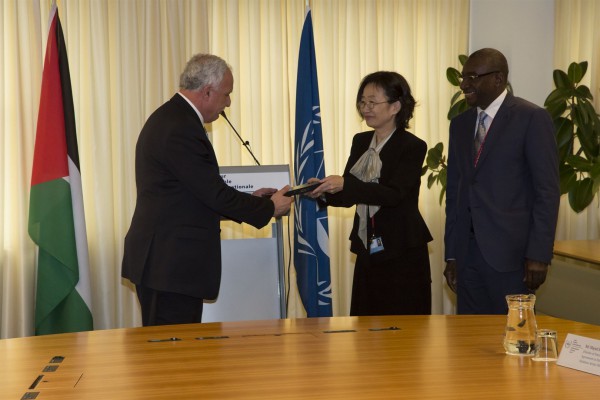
[443,48,560,314]
[122,54,292,326]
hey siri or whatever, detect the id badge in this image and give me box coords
[369,236,384,254]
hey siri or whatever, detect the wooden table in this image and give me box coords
[2,315,600,399]
[554,239,600,265]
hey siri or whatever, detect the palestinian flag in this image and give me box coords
[28,5,93,335]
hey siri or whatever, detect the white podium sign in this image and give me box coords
[220,164,290,193]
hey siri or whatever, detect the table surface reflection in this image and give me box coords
[1,315,599,399]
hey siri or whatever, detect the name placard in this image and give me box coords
[557,333,600,376]
[220,165,290,194]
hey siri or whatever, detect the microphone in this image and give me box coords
[220,111,261,166]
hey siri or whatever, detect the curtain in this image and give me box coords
[553,0,600,242]
[1,0,469,338]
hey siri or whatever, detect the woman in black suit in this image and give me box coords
[310,71,432,316]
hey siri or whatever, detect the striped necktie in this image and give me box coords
[473,111,488,162]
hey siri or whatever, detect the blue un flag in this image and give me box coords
[293,9,332,317]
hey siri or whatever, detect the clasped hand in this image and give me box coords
[252,186,293,217]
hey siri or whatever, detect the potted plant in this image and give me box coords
[544,61,600,213]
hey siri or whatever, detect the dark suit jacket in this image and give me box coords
[326,129,432,260]
[444,93,560,272]
[122,94,274,299]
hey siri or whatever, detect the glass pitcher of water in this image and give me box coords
[503,294,537,356]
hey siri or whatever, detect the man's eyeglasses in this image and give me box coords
[358,100,391,110]
[459,70,499,84]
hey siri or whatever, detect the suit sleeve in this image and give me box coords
[165,122,274,229]
[444,119,459,261]
[524,108,560,263]
[326,133,427,207]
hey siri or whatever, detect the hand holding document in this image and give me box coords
[271,185,293,217]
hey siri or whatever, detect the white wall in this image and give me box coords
[470,0,555,107]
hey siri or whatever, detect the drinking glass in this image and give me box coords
[532,329,558,361]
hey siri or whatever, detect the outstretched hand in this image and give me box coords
[310,175,344,196]
[270,185,293,217]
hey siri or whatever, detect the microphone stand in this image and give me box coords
[220,111,261,166]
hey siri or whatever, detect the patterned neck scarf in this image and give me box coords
[349,130,395,249]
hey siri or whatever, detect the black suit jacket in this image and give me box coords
[122,94,274,299]
[326,129,432,259]
[444,93,560,272]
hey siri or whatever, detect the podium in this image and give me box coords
[202,165,290,323]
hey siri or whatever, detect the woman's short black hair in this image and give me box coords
[355,71,416,129]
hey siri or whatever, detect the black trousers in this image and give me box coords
[135,285,204,326]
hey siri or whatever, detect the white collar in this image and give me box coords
[478,88,508,120]
[177,92,205,125]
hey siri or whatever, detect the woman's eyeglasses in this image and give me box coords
[358,100,391,110]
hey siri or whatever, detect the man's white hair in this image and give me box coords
[179,54,231,91]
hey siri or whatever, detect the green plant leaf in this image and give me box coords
[555,117,574,149]
[590,162,600,181]
[544,88,570,108]
[458,54,468,66]
[574,118,599,159]
[448,99,468,120]
[446,67,461,86]
[568,62,583,84]
[559,164,577,194]
[438,187,446,205]
[427,172,436,189]
[558,144,571,165]
[553,69,573,90]
[568,177,595,213]
[575,85,593,101]
[426,156,440,170]
[439,167,447,187]
[546,100,567,119]
[450,90,463,105]
[578,101,600,147]
[566,154,593,172]
[421,165,429,176]
[426,144,443,169]
[572,105,591,131]
[578,61,588,80]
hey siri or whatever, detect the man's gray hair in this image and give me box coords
[179,54,231,90]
